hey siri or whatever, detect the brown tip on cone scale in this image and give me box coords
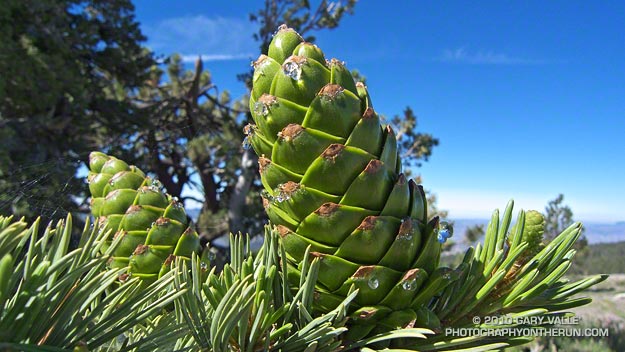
[321,144,345,159]
[364,159,383,174]
[329,58,345,66]
[104,189,120,200]
[109,170,127,182]
[362,107,375,119]
[182,227,194,236]
[262,197,269,208]
[398,218,414,237]
[276,225,291,237]
[133,244,149,256]
[386,125,395,136]
[279,181,300,194]
[258,93,277,105]
[309,251,325,259]
[429,216,440,229]
[315,202,339,216]
[252,54,269,68]
[258,157,271,173]
[102,158,117,167]
[126,205,142,214]
[352,265,376,278]
[356,82,366,88]
[118,273,130,282]
[318,83,344,98]
[277,24,303,40]
[358,216,378,231]
[277,24,299,35]
[113,230,125,240]
[357,308,377,320]
[397,174,406,185]
[279,124,304,140]
[155,217,169,226]
[404,319,417,329]
[284,55,307,65]
[164,254,176,266]
[403,268,421,281]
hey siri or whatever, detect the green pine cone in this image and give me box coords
[87,152,201,282]
[511,209,545,258]
[248,25,451,335]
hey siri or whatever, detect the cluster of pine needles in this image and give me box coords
[0,200,608,351]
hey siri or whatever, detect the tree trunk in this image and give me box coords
[228,149,258,234]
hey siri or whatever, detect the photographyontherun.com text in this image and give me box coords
[445,316,609,337]
[445,327,609,338]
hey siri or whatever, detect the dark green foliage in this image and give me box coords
[0,0,154,221]
[544,195,579,239]
[390,107,439,172]
[117,55,253,242]
[544,194,588,257]
[465,223,485,243]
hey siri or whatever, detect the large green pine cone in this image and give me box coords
[248,25,452,334]
[87,152,201,282]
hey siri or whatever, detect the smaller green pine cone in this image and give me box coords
[519,210,545,256]
[87,152,201,281]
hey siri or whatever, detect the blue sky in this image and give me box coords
[134,1,625,222]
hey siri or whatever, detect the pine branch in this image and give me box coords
[173,225,436,351]
[0,214,185,350]
[404,200,608,350]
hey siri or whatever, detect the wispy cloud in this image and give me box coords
[144,16,258,62]
[439,47,545,65]
[180,54,252,63]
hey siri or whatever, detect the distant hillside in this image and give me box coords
[568,241,625,274]
[583,222,625,243]
[442,240,625,275]
[452,218,625,244]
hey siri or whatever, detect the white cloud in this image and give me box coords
[439,47,544,65]
[144,16,258,61]
[180,54,252,63]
